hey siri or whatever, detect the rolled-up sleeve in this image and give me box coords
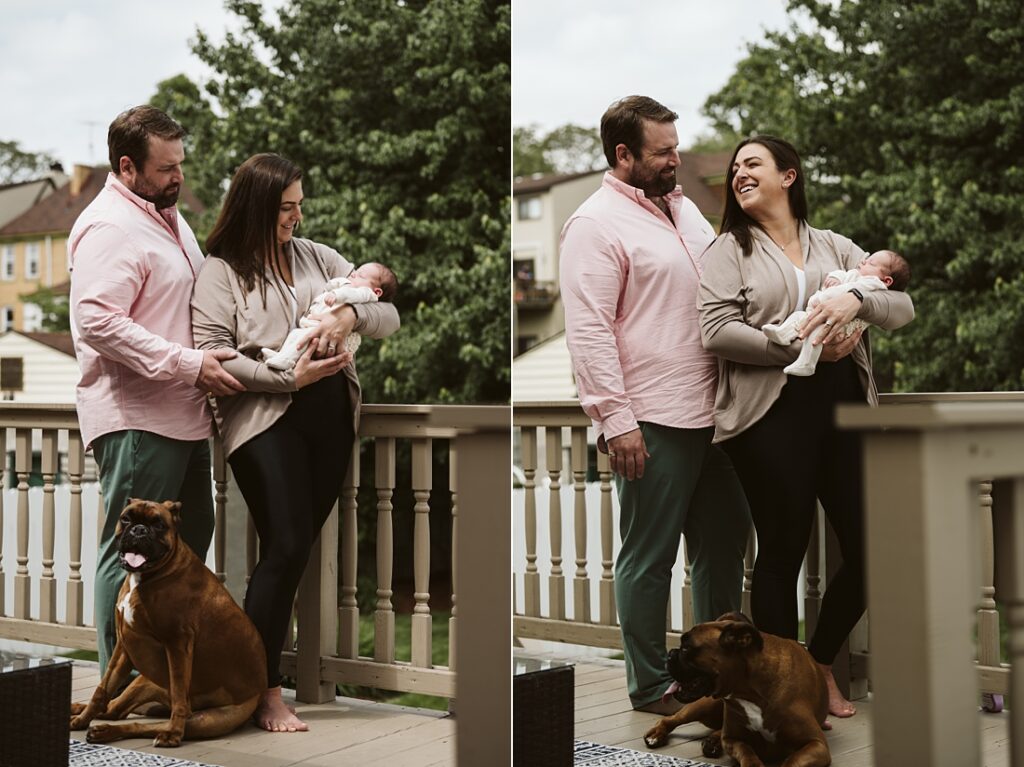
[698,237,799,367]
[72,222,203,384]
[559,216,637,440]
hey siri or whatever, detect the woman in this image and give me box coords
[191,153,399,732]
[697,136,913,717]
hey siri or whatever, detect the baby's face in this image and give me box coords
[348,264,381,290]
[857,252,893,281]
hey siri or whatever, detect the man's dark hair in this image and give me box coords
[883,250,911,292]
[600,96,678,168]
[720,135,809,256]
[107,106,186,174]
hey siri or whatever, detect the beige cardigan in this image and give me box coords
[191,237,400,456]
[698,224,914,442]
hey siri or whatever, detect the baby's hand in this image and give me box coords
[823,277,839,288]
[323,294,337,306]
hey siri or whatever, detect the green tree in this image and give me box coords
[703,0,1024,392]
[19,285,69,332]
[0,140,59,184]
[513,123,604,177]
[174,0,510,404]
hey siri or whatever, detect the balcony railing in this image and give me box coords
[513,279,559,309]
[0,401,510,765]
[513,393,1024,742]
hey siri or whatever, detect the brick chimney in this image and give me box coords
[69,164,92,197]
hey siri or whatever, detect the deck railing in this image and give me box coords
[0,401,510,765]
[513,393,1024,710]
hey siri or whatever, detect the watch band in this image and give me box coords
[850,287,865,302]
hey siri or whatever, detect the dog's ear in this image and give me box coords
[163,500,182,522]
[719,621,764,653]
[126,497,140,506]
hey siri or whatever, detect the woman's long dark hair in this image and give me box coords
[720,135,808,256]
[206,153,303,298]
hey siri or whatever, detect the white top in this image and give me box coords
[793,265,807,310]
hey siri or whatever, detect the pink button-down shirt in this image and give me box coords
[69,174,211,449]
[560,172,719,441]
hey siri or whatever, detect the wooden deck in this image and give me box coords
[524,650,1013,766]
[69,660,455,766]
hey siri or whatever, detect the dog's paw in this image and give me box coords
[70,714,89,731]
[701,734,724,758]
[153,730,183,748]
[70,702,87,716]
[86,723,117,743]
[643,726,668,749]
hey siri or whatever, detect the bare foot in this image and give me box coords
[253,686,309,732]
[818,663,856,717]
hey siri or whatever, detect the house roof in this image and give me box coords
[513,170,600,195]
[0,167,204,237]
[16,331,75,357]
[0,177,60,230]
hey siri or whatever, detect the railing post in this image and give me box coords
[339,446,360,660]
[521,427,541,616]
[411,438,433,668]
[66,431,84,626]
[546,427,565,620]
[295,498,338,704]
[39,429,58,623]
[448,445,457,670]
[213,438,227,583]
[977,480,1001,677]
[741,527,755,619]
[804,508,822,642]
[14,428,30,619]
[597,448,615,626]
[1007,477,1024,767]
[570,427,590,624]
[682,541,693,631]
[374,438,396,663]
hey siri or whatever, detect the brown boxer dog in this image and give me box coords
[70,499,266,747]
[643,612,830,767]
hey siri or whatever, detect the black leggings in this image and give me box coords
[721,357,865,665]
[229,374,355,687]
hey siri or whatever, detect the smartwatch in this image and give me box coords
[850,287,865,303]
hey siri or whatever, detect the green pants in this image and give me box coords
[92,430,215,673]
[615,423,750,708]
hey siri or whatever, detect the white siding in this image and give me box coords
[0,333,78,403]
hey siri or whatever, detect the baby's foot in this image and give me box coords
[784,361,815,377]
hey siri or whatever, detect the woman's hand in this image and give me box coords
[305,304,356,358]
[293,342,351,388]
[819,326,863,362]
[800,293,861,346]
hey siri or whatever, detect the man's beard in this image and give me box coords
[130,176,180,210]
[630,165,676,198]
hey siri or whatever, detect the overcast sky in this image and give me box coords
[0,1,280,172]
[513,0,792,146]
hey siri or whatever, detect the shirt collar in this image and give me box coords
[106,172,178,219]
[602,171,684,206]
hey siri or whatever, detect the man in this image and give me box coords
[559,96,750,714]
[70,105,244,672]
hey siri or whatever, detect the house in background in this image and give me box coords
[0,171,66,230]
[0,330,79,403]
[0,165,203,333]
[512,150,731,401]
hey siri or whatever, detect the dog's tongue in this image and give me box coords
[661,680,682,704]
[125,552,146,568]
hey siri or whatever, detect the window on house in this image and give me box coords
[23,303,42,332]
[25,242,40,279]
[1,246,14,281]
[517,196,542,220]
[1,307,14,332]
[0,357,23,392]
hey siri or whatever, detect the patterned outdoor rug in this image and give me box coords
[574,739,721,766]
[69,740,220,767]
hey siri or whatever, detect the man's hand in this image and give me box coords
[607,428,650,481]
[196,349,245,397]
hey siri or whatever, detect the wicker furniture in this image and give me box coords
[0,652,72,767]
[513,655,574,766]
